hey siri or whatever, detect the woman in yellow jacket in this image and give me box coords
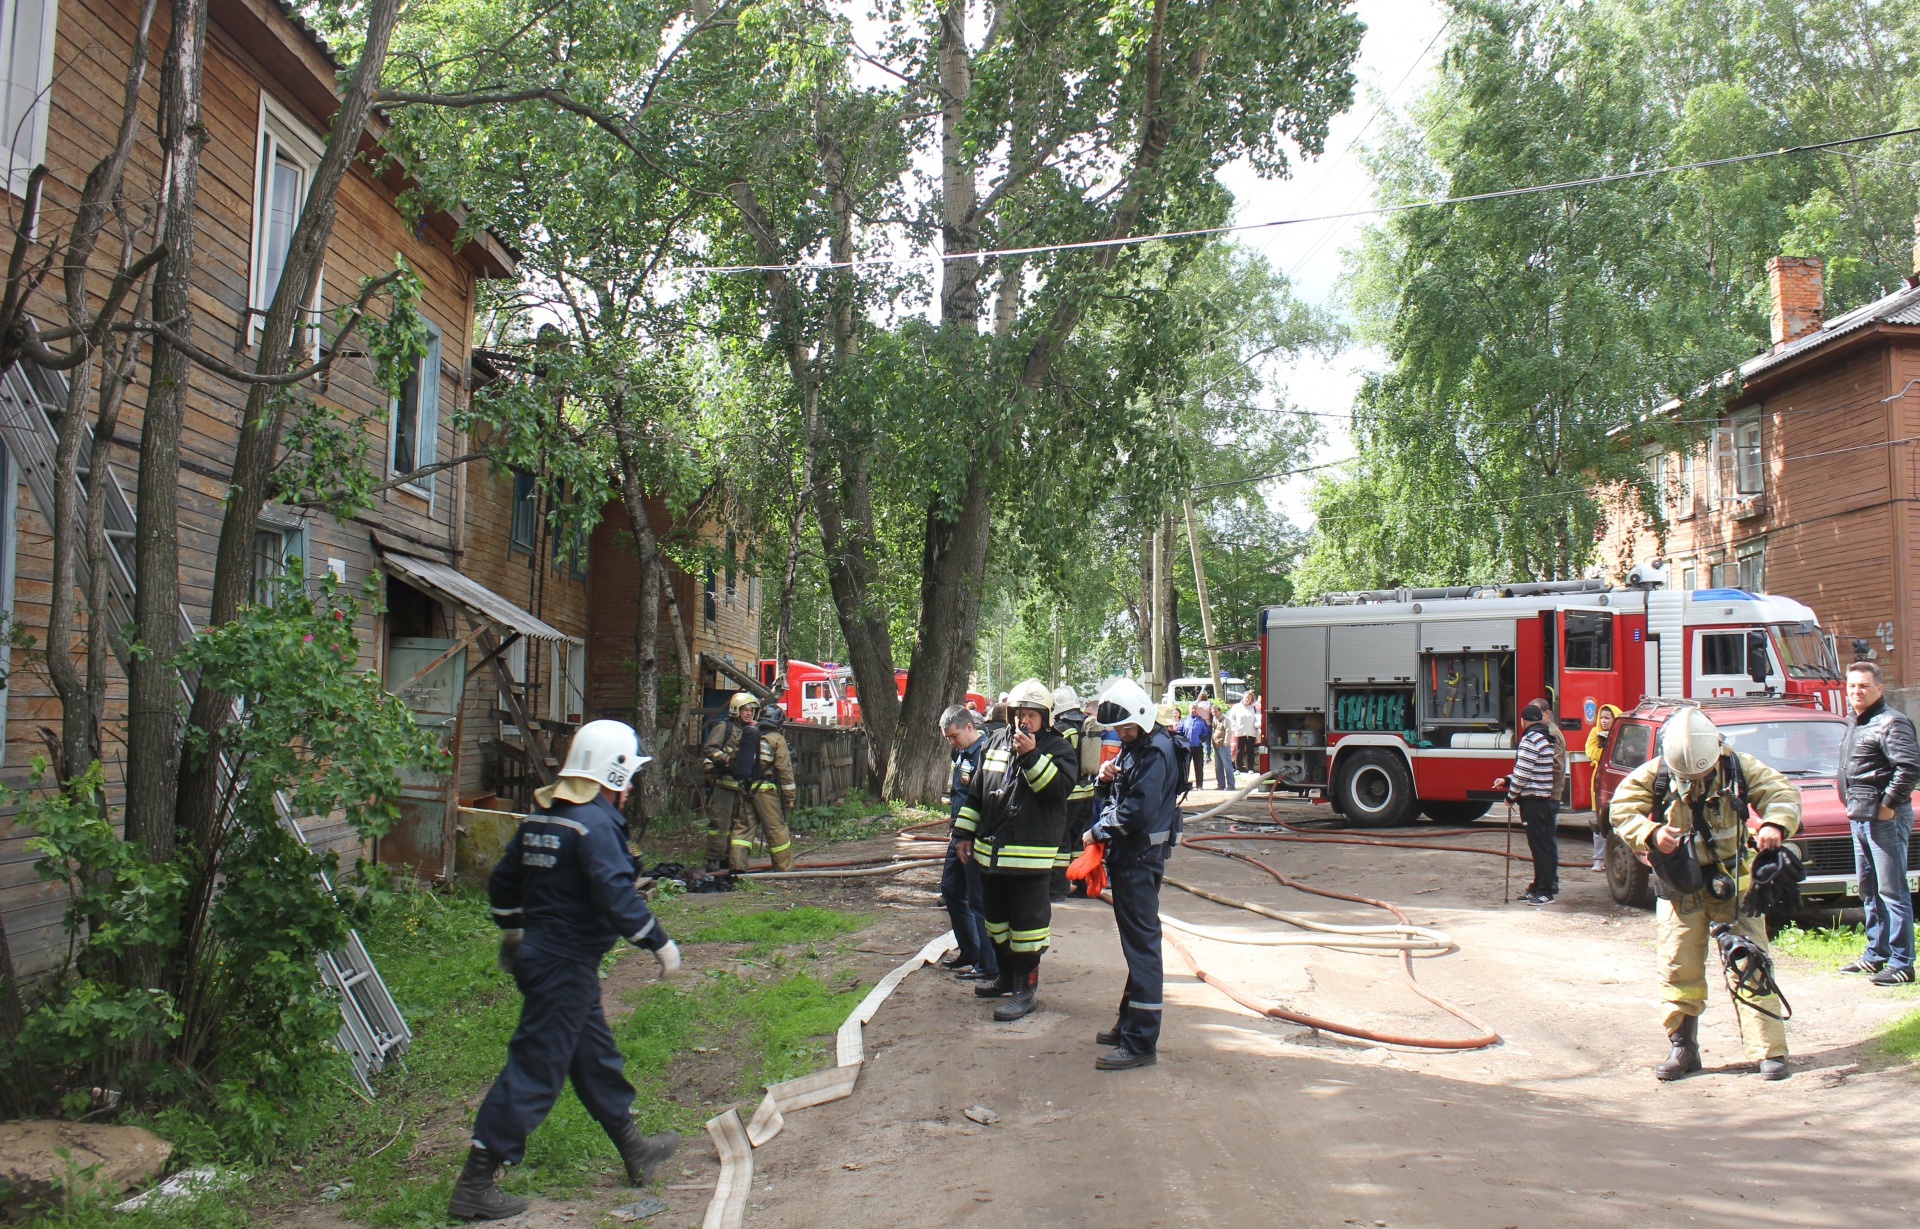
[1584,704,1622,870]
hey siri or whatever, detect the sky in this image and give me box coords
[1214,0,1451,525]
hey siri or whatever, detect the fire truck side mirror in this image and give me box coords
[1746,630,1770,685]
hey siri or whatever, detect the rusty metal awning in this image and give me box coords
[380,549,581,645]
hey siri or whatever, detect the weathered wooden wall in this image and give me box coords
[0,0,508,974]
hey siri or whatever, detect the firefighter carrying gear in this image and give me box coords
[1611,731,1801,1070]
[703,708,797,872]
[958,679,1078,1017]
[1052,695,1095,897]
[706,710,794,875]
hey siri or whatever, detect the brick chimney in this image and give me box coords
[1767,255,1824,348]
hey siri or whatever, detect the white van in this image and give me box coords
[1162,676,1247,708]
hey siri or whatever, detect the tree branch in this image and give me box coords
[286,450,487,507]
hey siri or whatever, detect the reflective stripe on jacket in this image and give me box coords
[957,726,1077,873]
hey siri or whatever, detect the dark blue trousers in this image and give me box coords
[940,839,997,976]
[472,934,635,1163]
[1108,844,1168,1054]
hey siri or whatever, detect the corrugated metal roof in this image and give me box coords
[380,550,581,645]
[1743,283,1920,378]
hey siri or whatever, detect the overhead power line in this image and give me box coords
[684,124,1920,277]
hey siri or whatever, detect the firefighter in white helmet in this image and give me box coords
[457,720,681,1220]
[955,678,1079,1021]
[1048,684,1096,901]
[1609,706,1802,1080]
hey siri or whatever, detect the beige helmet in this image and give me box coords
[728,692,759,718]
[1006,678,1055,723]
[1660,707,1724,780]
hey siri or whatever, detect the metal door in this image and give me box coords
[383,636,464,878]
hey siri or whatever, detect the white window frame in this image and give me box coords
[387,317,443,506]
[1733,413,1764,496]
[550,642,585,723]
[250,510,308,604]
[1,0,59,198]
[1735,540,1764,592]
[1678,560,1696,591]
[247,93,327,351]
[1670,448,1695,519]
[500,637,527,735]
[1643,447,1667,511]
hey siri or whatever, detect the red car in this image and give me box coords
[1594,696,1920,909]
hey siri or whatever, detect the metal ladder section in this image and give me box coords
[0,361,411,1095]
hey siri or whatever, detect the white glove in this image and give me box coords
[653,939,682,978]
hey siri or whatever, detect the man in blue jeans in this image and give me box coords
[1837,661,1920,986]
[937,704,996,983]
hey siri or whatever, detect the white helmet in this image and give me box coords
[1092,678,1155,734]
[560,719,650,791]
[1660,707,1723,781]
[1006,678,1055,722]
[1051,684,1082,715]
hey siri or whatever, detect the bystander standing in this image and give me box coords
[1228,692,1261,774]
[1498,704,1562,904]
[1836,662,1919,986]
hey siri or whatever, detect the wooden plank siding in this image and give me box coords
[584,499,762,753]
[1600,329,1920,687]
[0,0,511,974]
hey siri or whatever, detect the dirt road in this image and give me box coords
[743,793,1920,1228]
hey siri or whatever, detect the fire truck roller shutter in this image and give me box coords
[1266,623,1329,713]
[1331,746,1419,827]
[1330,623,1418,683]
[1417,618,1518,653]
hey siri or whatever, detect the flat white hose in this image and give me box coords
[1161,877,1456,953]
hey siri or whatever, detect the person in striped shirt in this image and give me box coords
[1498,704,1564,903]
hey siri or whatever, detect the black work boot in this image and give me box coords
[973,946,1016,997]
[993,969,1039,1021]
[448,1145,529,1221]
[609,1118,682,1185]
[1095,1045,1157,1071]
[1095,1021,1123,1046]
[1653,1015,1702,1082]
[1757,1055,1790,1080]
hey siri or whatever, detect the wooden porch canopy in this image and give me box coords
[379,548,580,786]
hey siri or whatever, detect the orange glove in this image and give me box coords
[1066,841,1107,898]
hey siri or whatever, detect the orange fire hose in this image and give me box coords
[1169,834,1502,1050]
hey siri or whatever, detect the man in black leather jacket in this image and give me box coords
[1836,661,1920,985]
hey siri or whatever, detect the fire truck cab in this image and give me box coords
[756,658,853,725]
[1260,581,1840,826]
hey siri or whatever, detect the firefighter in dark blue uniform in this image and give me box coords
[452,721,684,1221]
[1084,679,1183,1071]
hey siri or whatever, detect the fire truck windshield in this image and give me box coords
[1717,719,1845,777]
[1771,623,1840,680]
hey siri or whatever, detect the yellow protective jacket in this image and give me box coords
[1609,751,1801,869]
[1584,704,1622,795]
[703,719,797,805]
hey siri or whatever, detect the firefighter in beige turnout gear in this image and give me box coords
[702,693,797,872]
[1609,707,1801,1080]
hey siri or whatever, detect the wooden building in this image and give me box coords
[1599,238,1920,687]
[0,0,529,975]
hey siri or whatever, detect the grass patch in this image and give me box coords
[1880,1008,1920,1064]
[1773,921,1866,966]
[13,884,871,1229]
[674,903,867,947]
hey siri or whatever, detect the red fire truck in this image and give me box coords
[845,667,989,723]
[1259,579,1842,826]
[756,658,856,725]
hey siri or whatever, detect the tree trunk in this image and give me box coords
[175,0,403,852]
[125,0,211,861]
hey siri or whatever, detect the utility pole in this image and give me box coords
[1147,515,1164,697]
[1184,498,1226,708]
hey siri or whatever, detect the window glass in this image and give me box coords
[1710,560,1733,588]
[259,156,303,309]
[1680,564,1696,590]
[1736,545,1763,592]
[1718,720,1845,776]
[1700,632,1746,675]
[1563,610,1613,671]
[392,361,420,474]
[510,471,537,552]
[1773,624,1839,680]
[1609,721,1654,769]
[1735,419,1764,495]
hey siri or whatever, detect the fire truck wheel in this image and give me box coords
[1418,800,1492,824]
[1604,830,1653,909]
[1331,749,1418,828]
